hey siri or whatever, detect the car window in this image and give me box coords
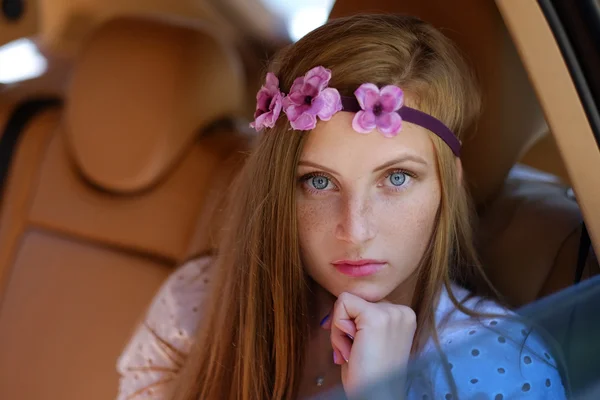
[539,0,600,147]
[311,275,600,399]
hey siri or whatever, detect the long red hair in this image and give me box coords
[172,13,496,400]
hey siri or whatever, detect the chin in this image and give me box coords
[331,281,393,303]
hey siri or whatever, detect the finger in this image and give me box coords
[322,314,356,339]
[320,313,332,330]
[331,329,353,363]
[334,292,371,330]
[332,345,345,366]
[334,318,357,339]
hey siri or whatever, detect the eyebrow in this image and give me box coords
[298,154,428,176]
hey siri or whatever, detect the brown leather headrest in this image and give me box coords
[65,16,244,193]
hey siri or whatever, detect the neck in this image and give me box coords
[385,267,420,306]
[308,280,336,330]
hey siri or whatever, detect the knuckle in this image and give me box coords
[369,310,389,327]
[386,305,416,326]
[337,292,352,303]
[400,306,417,327]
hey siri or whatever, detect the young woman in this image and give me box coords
[117,14,567,400]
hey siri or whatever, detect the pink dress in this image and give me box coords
[116,257,212,399]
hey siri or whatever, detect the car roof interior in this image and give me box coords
[0,0,597,398]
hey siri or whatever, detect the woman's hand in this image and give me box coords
[321,292,417,397]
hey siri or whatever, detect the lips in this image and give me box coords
[331,259,387,277]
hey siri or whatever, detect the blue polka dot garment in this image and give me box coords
[407,284,568,399]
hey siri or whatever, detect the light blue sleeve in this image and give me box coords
[407,318,568,399]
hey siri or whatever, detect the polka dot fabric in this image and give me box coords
[407,285,567,399]
[116,257,212,400]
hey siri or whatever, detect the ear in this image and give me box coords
[455,157,464,184]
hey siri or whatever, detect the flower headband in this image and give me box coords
[250,66,461,157]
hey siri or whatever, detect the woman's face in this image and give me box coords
[297,112,441,304]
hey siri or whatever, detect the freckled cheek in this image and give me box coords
[374,192,439,245]
[297,199,338,245]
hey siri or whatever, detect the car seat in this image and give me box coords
[0,15,252,400]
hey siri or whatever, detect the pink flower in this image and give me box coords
[250,72,284,131]
[282,66,342,131]
[352,83,404,137]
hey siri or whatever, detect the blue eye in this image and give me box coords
[389,172,407,187]
[311,176,330,190]
[299,172,337,194]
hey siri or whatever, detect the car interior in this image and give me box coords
[0,0,598,399]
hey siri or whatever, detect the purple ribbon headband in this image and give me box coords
[250,66,461,157]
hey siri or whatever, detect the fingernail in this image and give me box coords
[346,333,354,341]
[320,314,330,327]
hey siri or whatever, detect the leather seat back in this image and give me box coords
[477,164,595,306]
[0,15,252,400]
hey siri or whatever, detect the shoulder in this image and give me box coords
[146,255,213,324]
[438,319,566,399]
[413,284,568,399]
[116,256,214,399]
[142,255,213,346]
[434,283,511,325]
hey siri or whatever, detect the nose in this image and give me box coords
[335,195,377,244]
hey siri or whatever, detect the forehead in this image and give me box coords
[301,112,437,168]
